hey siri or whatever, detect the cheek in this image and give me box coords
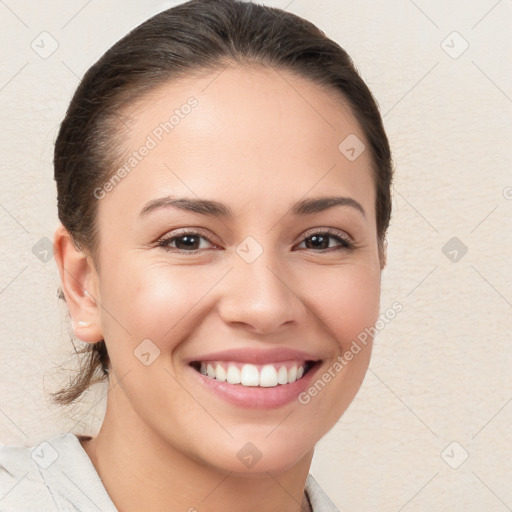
[292,264,380,437]
[98,260,226,349]
[305,264,381,351]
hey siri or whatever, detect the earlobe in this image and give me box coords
[53,225,103,343]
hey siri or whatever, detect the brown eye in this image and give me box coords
[173,234,201,250]
[297,231,354,251]
[157,231,216,252]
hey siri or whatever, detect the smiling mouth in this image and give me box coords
[190,360,318,388]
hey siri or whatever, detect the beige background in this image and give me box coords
[1,0,511,510]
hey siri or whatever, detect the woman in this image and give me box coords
[0,0,392,510]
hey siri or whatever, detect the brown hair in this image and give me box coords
[52,0,393,405]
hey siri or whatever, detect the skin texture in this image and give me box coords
[54,64,384,512]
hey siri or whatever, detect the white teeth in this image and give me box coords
[215,364,227,382]
[197,362,308,387]
[240,364,259,386]
[288,366,297,383]
[226,365,241,384]
[277,366,288,384]
[259,365,278,387]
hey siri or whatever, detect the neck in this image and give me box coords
[81,386,314,512]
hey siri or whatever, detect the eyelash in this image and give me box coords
[156,229,356,254]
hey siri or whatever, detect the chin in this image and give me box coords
[190,431,317,477]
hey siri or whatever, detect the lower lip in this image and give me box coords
[189,363,321,409]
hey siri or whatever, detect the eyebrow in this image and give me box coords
[139,195,366,218]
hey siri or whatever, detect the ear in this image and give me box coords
[53,224,103,343]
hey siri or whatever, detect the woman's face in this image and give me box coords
[88,64,382,474]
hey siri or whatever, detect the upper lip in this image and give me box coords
[187,347,321,365]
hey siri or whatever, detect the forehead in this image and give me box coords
[125,63,364,153]
[101,64,375,221]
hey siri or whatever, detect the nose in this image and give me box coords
[216,253,306,335]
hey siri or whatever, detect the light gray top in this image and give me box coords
[0,433,339,511]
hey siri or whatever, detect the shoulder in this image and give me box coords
[0,433,117,512]
[0,433,69,511]
[305,474,341,512]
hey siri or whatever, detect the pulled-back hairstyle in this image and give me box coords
[53,0,392,405]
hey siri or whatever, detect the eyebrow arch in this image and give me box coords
[139,195,366,218]
[140,197,232,217]
[291,196,366,218]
